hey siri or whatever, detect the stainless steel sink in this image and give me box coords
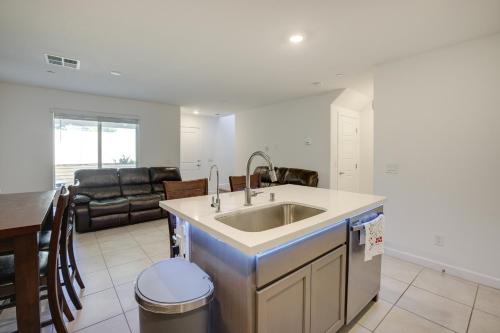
[215,203,326,232]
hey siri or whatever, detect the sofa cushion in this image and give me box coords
[75,169,120,187]
[127,194,161,212]
[89,197,129,217]
[75,169,121,200]
[254,166,286,184]
[282,168,319,187]
[77,186,122,200]
[129,209,162,224]
[149,167,182,193]
[0,252,48,285]
[119,168,152,196]
[254,166,319,187]
[90,213,129,230]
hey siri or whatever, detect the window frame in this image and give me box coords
[52,112,140,187]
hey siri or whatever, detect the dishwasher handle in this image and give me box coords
[351,224,366,232]
[350,212,382,232]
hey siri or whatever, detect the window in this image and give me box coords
[54,115,138,186]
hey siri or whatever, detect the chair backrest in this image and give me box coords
[163,179,208,200]
[47,187,69,301]
[49,187,70,267]
[229,175,261,192]
[162,179,208,258]
[46,187,70,332]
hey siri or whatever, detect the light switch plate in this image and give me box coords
[385,163,399,175]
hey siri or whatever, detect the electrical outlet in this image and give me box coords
[434,235,444,247]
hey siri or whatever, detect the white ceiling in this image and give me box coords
[1,1,499,114]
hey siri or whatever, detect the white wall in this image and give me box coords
[0,82,180,194]
[235,89,374,191]
[360,104,374,194]
[374,34,500,287]
[235,91,342,188]
[214,115,236,188]
[180,113,235,192]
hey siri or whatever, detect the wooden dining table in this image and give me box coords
[0,190,56,333]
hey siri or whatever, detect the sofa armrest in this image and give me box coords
[69,182,92,233]
[73,194,91,205]
[74,205,91,233]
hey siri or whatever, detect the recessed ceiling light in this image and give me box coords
[336,73,345,77]
[110,71,122,76]
[193,110,199,115]
[312,81,322,87]
[289,34,304,44]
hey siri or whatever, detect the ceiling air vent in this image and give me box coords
[45,54,80,69]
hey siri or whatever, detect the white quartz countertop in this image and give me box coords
[159,184,385,256]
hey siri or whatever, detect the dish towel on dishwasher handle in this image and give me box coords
[363,214,385,261]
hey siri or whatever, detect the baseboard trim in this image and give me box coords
[385,247,500,289]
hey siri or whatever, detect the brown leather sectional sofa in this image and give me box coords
[70,165,318,233]
[70,167,181,233]
[254,166,319,187]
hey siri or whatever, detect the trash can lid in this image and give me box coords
[135,258,214,314]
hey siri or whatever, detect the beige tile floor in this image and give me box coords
[1,220,500,333]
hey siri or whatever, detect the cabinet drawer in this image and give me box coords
[256,220,347,288]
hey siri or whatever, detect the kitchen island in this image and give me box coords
[160,184,385,333]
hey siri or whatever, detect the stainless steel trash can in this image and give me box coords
[135,258,214,333]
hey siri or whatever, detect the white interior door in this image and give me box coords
[180,126,202,180]
[338,110,360,192]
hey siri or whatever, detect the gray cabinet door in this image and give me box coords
[310,245,346,333]
[257,265,311,333]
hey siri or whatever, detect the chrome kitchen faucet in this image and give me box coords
[245,151,277,206]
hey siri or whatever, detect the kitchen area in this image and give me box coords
[143,153,386,333]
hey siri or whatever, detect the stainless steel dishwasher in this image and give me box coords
[346,206,383,324]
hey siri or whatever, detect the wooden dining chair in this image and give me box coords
[163,178,208,257]
[38,184,85,311]
[0,187,72,333]
[229,174,261,192]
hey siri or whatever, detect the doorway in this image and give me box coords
[180,111,236,192]
[180,126,203,180]
[337,109,360,192]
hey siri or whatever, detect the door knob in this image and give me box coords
[339,172,345,175]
